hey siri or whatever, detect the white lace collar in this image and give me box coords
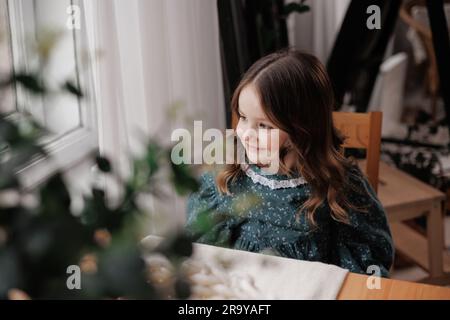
[241,164,307,190]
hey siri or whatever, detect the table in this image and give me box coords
[142,235,450,300]
[338,272,450,299]
[360,160,450,284]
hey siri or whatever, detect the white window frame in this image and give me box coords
[6,0,98,189]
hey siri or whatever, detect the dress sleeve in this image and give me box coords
[330,167,395,277]
[185,171,246,247]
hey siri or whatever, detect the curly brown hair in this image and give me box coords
[216,48,365,225]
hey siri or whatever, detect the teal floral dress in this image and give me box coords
[185,164,394,277]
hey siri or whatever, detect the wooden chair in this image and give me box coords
[332,111,383,193]
[333,111,450,284]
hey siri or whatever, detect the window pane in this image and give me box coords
[8,0,82,136]
[34,0,82,135]
[0,0,16,114]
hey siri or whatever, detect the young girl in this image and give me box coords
[185,49,394,277]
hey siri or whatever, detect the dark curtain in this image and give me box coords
[426,0,450,131]
[326,0,401,112]
[217,0,289,127]
[243,0,289,64]
[217,0,251,127]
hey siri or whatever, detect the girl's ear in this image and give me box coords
[284,140,293,151]
[279,140,293,160]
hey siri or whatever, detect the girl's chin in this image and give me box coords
[245,149,271,165]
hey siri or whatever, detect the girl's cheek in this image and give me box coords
[236,122,245,143]
[237,122,258,145]
[267,129,282,152]
[257,131,270,149]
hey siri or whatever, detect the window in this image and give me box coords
[1,0,97,187]
[0,0,15,114]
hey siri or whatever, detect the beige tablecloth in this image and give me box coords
[141,234,349,300]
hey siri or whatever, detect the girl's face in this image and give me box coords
[236,84,290,169]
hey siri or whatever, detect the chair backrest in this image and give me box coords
[332,111,383,193]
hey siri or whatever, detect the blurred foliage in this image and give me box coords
[282,0,310,17]
[0,31,203,299]
[0,105,202,299]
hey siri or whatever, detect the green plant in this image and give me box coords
[0,32,201,299]
[282,0,310,17]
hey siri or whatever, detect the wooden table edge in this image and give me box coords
[337,272,450,300]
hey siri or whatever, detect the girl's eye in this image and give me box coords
[239,115,247,121]
[258,123,273,130]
